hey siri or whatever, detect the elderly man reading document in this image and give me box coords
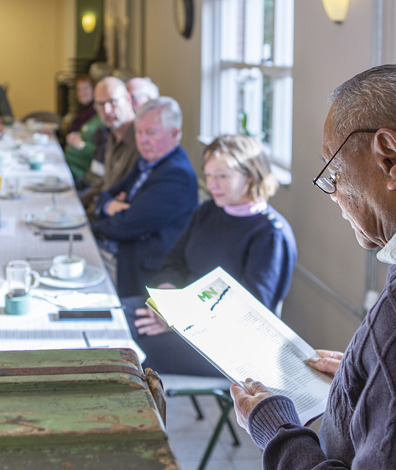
[231,64,396,469]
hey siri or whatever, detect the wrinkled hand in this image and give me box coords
[307,349,343,377]
[134,306,171,335]
[105,199,130,216]
[230,378,274,433]
[66,131,84,148]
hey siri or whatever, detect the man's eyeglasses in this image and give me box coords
[312,129,379,194]
[94,95,125,110]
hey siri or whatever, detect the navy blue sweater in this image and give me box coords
[152,199,297,313]
[248,264,396,469]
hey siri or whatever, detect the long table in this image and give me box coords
[0,126,145,361]
[0,127,181,470]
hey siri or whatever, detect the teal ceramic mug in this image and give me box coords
[5,292,30,315]
[4,260,40,315]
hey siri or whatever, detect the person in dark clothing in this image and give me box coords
[124,134,297,376]
[66,75,96,133]
[93,97,198,298]
[231,64,396,469]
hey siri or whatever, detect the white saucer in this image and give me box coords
[26,182,72,193]
[39,265,106,289]
[31,215,87,230]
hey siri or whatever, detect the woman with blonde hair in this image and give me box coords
[123,134,297,375]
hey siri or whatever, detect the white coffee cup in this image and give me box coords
[51,255,85,279]
[44,206,67,223]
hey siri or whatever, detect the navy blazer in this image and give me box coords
[94,146,198,297]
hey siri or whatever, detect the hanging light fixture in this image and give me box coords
[81,12,96,34]
[322,0,350,24]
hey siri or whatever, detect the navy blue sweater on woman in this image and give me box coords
[123,199,297,376]
[152,199,297,313]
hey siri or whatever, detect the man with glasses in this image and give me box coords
[231,64,396,468]
[80,76,139,219]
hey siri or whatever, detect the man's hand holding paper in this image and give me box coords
[231,378,274,433]
[307,349,343,377]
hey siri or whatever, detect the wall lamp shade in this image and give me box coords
[82,13,96,33]
[322,0,350,24]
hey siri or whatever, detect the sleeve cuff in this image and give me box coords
[248,395,301,449]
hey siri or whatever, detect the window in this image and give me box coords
[201,0,294,173]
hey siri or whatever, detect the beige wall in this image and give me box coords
[0,0,74,118]
[1,0,391,353]
[279,0,390,349]
[139,0,390,352]
[138,0,203,172]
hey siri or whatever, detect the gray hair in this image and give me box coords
[330,64,396,136]
[134,96,182,140]
[128,77,159,100]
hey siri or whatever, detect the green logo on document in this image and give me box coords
[198,287,217,302]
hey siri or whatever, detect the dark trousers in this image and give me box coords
[121,296,223,377]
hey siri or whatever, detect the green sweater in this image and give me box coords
[65,114,104,180]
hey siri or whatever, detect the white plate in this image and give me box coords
[26,182,72,193]
[31,215,87,230]
[39,265,106,289]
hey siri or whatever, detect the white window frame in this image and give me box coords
[201,0,294,176]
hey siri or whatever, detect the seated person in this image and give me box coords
[80,77,159,219]
[64,112,104,181]
[61,75,96,144]
[75,125,110,191]
[78,77,159,192]
[61,74,104,180]
[123,134,297,376]
[93,96,198,298]
[126,77,159,112]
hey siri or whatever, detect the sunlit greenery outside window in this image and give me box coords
[201,0,294,172]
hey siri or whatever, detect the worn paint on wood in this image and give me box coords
[0,348,179,469]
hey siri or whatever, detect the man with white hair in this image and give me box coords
[126,77,159,113]
[93,96,198,297]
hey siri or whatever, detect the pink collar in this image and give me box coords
[223,200,267,217]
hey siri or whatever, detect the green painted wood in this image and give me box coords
[0,349,179,469]
[0,441,179,469]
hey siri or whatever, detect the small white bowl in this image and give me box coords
[51,255,85,279]
[44,207,67,223]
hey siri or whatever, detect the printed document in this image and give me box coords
[147,267,332,425]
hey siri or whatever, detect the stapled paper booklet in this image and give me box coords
[146,267,332,425]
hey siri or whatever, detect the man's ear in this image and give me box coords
[373,129,396,190]
[172,128,181,139]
